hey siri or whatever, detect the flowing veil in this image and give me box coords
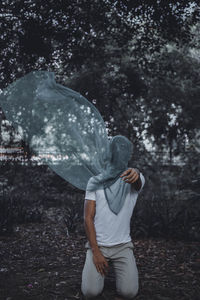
[0,70,133,214]
[0,70,110,190]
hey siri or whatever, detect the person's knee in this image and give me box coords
[82,289,102,299]
[81,285,103,299]
[117,284,139,299]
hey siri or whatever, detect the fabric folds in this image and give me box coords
[0,70,133,214]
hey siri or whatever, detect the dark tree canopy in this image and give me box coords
[0,0,200,165]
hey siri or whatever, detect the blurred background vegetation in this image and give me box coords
[0,0,200,241]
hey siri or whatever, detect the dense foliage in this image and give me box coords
[0,1,200,241]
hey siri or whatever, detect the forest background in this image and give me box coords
[1,0,200,240]
[0,1,200,299]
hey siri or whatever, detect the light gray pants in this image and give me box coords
[81,241,139,299]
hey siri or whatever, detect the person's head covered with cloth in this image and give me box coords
[86,134,133,215]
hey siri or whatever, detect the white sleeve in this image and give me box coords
[85,177,96,201]
[85,189,96,201]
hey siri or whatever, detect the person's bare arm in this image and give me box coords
[120,168,142,191]
[84,200,109,276]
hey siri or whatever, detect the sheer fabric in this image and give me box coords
[0,70,133,214]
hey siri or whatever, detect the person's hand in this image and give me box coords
[120,168,139,184]
[92,249,109,276]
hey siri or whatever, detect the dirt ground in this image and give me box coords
[0,208,200,300]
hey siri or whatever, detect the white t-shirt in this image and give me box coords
[85,172,145,246]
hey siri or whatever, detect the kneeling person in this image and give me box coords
[81,168,145,299]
